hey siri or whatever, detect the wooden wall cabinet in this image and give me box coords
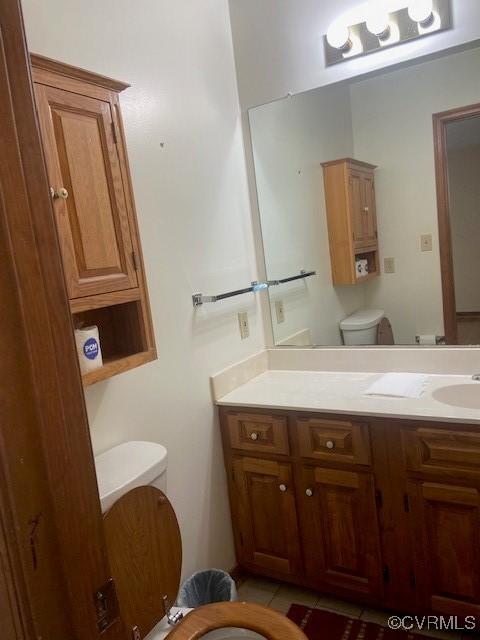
[220,406,480,617]
[322,158,379,286]
[31,55,156,385]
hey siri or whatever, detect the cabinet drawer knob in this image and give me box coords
[249,432,259,441]
[364,206,369,213]
[279,484,288,492]
[305,488,313,497]
[52,187,69,200]
[326,440,335,450]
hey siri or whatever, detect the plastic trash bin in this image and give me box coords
[177,569,237,607]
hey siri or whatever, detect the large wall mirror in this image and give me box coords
[249,43,480,347]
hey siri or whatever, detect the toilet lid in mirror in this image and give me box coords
[377,317,394,345]
[103,486,182,639]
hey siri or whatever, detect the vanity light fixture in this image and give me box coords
[326,22,352,51]
[365,4,391,40]
[408,0,434,26]
[324,0,451,66]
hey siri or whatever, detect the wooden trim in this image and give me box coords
[30,53,130,92]
[70,288,141,313]
[457,311,480,321]
[82,349,156,386]
[321,157,377,170]
[0,2,124,638]
[433,102,480,345]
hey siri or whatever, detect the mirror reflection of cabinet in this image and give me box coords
[32,55,156,385]
[322,158,379,286]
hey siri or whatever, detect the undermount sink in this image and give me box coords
[432,384,480,410]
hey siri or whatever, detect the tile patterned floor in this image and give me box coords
[237,576,472,639]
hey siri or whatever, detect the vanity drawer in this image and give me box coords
[296,417,371,466]
[226,412,289,455]
[402,427,480,477]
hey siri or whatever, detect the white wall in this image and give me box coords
[229,0,480,110]
[448,144,480,312]
[22,0,263,579]
[249,84,365,345]
[351,46,480,342]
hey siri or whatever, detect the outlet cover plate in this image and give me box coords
[384,257,395,274]
[275,300,285,324]
[421,234,433,252]
[238,312,249,340]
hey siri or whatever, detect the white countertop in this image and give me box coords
[216,370,480,425]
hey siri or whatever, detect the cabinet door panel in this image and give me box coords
[349,170,365,247]
[300,466,383,598]
[408,480,480,616]
[231,457,302,576]
[361,173,377,245]
[35,84,138,298]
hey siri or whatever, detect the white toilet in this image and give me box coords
[340,309,385,345]
[94,442,264,640]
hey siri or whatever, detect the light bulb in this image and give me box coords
[365,4,391,38]
[326,23,351,50]
[408,0,434,25]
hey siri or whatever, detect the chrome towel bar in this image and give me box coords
[192,270,316,307]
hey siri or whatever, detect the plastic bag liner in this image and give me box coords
[177,569,237,607]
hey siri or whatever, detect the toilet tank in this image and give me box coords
[340,309,384,345]
[95,441,168,513]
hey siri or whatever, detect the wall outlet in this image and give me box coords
[275,300,285,324]
[421,234,433,252]
[238,312,249,340]
[384,257,395,274]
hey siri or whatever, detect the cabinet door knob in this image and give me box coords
[52,187,69,200]
[326,440,335,450]
[250,432,258,441]
[279,484,287,492]
[305,488,313,497]
[364,206,369,213]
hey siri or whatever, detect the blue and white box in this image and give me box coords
[75,325,103,374]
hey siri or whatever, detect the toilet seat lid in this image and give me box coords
[103,486,182,639]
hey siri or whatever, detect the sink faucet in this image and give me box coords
[473,374,480,381]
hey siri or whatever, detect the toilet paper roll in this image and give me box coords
[417,334,437,345]
[75,325,103,374]
[355,259,369,277]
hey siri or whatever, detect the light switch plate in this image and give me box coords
[238,312,249,340]
[275,300,285,324]
[421,234,433,252]
[384,257,395,274]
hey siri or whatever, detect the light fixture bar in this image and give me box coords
[324,0,451,66]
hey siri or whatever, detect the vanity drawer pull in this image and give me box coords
[326,440,335,450]
[250,432,259,441]
[305,488,314,497]
[279,484,288,492]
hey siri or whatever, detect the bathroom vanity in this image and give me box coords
[217,370,480,618]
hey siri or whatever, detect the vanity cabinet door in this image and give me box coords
[34,83,138,299]
[407,480,480,616]
[230,456,302,577]
[299,465,383,598]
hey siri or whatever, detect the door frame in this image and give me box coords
[0,1,124,637]
[433,102,480,345]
